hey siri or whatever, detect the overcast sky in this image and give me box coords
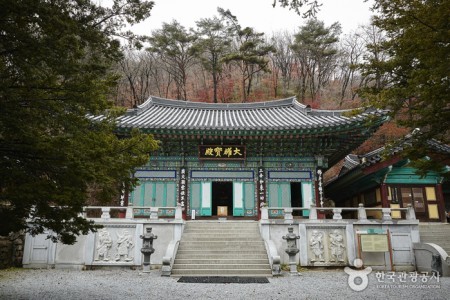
[129,0,374,35]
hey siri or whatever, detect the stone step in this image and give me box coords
[178,246,266,251]
[182,230,260,234]
[180,236,263,241]
[178,247,267,252]
[177,249,267,253]
[175,254,267,263]
[172,221,271,277]
[186,222,259,226]
[177,248,267,258]
[174,258,269,264]
[183,229,260,234]
[419,241,450,246]
[177,253,267,258]
[420,239,450,243]
[172,263,271,270]
[180,240,265,245]
[419,225,450,254]
[171,269,272,276]
[183,228,259,232]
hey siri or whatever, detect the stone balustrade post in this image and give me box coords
[80,207,87,218]
[406,204,416,220]
[261,207,269,221]
[381,208,392,221]
[125,207,133,219]
[101,207,111,219]
[284,207,293,220]
[332,208,342,220]
[358,203,367,221]
[175,204,182,220]
[309,204,317,220]
[149,207,159,220]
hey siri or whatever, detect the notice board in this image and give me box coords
[360,234,389,252]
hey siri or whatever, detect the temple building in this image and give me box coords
[325,139,450,222]
[95,96,389,219]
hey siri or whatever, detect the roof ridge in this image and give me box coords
[148,96,298,110]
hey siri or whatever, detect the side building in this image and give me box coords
[325,140,450,222]
[94,96,388,219]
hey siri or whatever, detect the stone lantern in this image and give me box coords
[282,227,300,275]
[140,228,157,272]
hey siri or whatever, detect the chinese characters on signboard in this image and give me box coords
[258,167,266,207]
[317,169,323,207]
[199,145,246,160]
[179,167,187,211]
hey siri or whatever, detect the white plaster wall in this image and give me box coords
[55,235,87,267]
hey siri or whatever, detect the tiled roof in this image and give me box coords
[92,96,388,134]
[335,134,450,177]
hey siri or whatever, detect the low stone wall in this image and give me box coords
[260,205,420,273]
[22,204,422,275]
[0,233,24,269]
[260,220,419,271]
[22,219,183,270]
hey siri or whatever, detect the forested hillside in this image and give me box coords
[113,9,381,109]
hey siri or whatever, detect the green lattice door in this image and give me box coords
[190,181,212,216]
[233,182,255,216]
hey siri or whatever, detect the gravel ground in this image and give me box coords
[0,268,448,300]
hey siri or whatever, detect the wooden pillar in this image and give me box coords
[436,183,446,222]
[380,183,389,208]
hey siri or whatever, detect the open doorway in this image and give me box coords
[291,182,302,216]
[212,182,233,216]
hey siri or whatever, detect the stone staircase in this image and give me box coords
[171,221,272,277]
[419,224,450,254]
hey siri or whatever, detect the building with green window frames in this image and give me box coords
[325,139,450,222]
[100,96,388,219]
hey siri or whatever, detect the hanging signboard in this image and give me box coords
[178,167,187,211]
[198,145,246,161]
[257,167,266,206]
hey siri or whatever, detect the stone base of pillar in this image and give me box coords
[288,255,299,276]
[142,264,151,273]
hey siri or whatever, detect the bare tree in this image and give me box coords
[270,31,296,97]
[336,30,366,106]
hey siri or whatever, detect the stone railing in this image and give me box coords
[259,203,420,273]
[83,205,183,220]
[262,203,416,221]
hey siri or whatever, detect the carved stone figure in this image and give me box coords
[95,229,112,261]
[115,230,134,261]
[329,230,345,262]
[309,230,325,262]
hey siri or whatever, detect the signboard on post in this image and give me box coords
[360,234,389,252]
[357,229,394,271]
